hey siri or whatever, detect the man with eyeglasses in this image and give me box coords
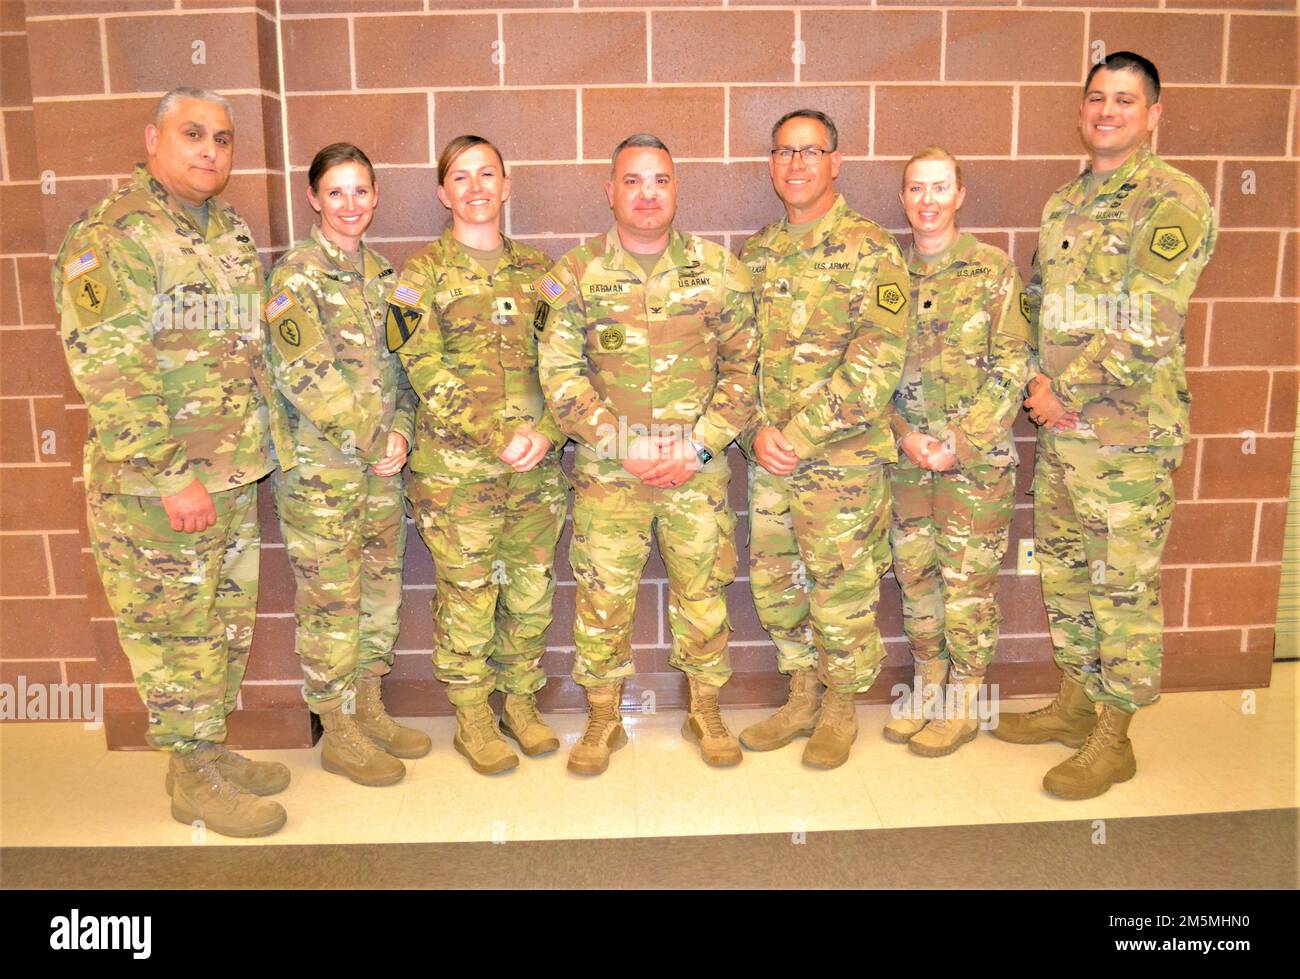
[737,109,911,769]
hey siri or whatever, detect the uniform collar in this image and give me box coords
[601,225,695,277]
[1075,144,1152,204]
[440,226,524,274]
[134,162,230,240]
[907,231,980,277]
[768,193,849,252]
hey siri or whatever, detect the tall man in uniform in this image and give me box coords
[538,135,758,775]
[996,53,1217,799]
[54,87,295,836]
[737,110,912,769]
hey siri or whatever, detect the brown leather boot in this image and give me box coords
[739,669,822,751]
[882,657,948,744]
[1043,703,1137,800]
[803,688,858,769]
[500,692,560,757]
[568,682,627,776]
[908,674,983,757]
[320,707,406,786]
[164,742,289,797]
[453,699,519,775]
[354,675,432,759]
[168,748,286,838]
[682,676,742,767]
[992,672,1097,748]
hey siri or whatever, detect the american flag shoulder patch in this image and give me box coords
[389,282,424,309]
[264,290,295,322]
[537,272,569,305]
[63,248,100,281]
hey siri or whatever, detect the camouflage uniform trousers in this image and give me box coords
[273,464,406,713]
[85,482,260,752]
[748,462,892,694]
[1035,433,1182,713]
[888,461,1016,679]
[570,464,737,689]
[407,461,568,706]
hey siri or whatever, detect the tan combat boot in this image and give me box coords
[500,692,560,757]
[882,657,948,744]
[168,748,287,838]
[354,674,432,759]
[908,674,983,757]
[320,707,406,786]
[739,669,823,751]
[803,688,858,769]
[568,682,628,776]
[1042,704,1137,800]
[453,699,519,775]
[682,676,742,767]
[991,672,1097,748]
[164,742,290,797]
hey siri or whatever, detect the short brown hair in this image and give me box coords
[437,135,505,186]
[308,142,375,194]
[901,146,963,191]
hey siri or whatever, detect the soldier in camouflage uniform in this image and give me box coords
[736,110,911,770]
[538,134,757,775]
[265,143,429,789]
[883,147,1033,758]
[996,53,1217,800]
[391,136,567,775]
[54,88,292,837]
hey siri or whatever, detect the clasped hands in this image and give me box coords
[1024,373,1079,431]
[622,434,701,489]
[499,426,552,473]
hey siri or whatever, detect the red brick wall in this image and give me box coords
[1,1,1294,746]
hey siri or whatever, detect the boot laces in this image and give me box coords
[193,760,241,802]
[463,703,498,745]
[358,681,400,737]
[580,699,618,745]
[509,695,543,730]
[334,714,377,759]
[1070,710,1121,767]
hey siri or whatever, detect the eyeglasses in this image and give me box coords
[770,146,831,165]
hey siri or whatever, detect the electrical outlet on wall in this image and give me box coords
[1017,538,1040,576]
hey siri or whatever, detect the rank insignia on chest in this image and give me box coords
[494,296,518,318]
[776,278,790,296]
[1150,225,1189,262]
[598,325,625,351]
[876,282,907,314]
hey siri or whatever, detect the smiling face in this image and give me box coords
[605,146,677,244]
[899,158,965,244]
[307,161,377,253]
[768,115,841,224]
[144,98,234,206]
[436,143,511,229]
[1079,67,1162,171]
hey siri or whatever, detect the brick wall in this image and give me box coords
[0,0,1294,747]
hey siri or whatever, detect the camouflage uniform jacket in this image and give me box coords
[739,194,911,467]
[537,226,757,476]
[54,164,292,496]
[265,225,415,470]
[1029,144,1217,446]
[888,233,1033,468]
[390,230,560,482]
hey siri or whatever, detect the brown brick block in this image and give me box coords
[31,99,151,177]
[0,662,62,696]
[1210,302,1298,366]
[1198,435,1292,499]
[48,533,84,596]
[1245,626,1275,654]
[1167,0,1292,8]
[1,534,49,597]
[256,481,281,545]
[508,162,614,236]
[1017,86,1086,157]
[0,259,17,327]
[959,160,1083,229]
[437,90,576,164]
[836,161,912,232]
[245,615,299,682]
[256,545,294,616]
[947,11,1084,82]
[1,183,43,255]
[875,85,1013,158]
[0,400,34,464]
[1268,370,1297,432]
[354,15,497,89]
[26,0,170,12]
[652,11,791,85]
[0,596,91,659]
[0,34,31,109]
[676,161,780,233]
[801,10,941,82]
[3,109,38,183]
[105,13,263,94]
[281,17,350,93]
[1196,232,1281,299]
[513,236,584,263]
[1163,568,1186,628]
[252,94,285,175]
[85,554,112,621]
[1090,13,1224,84]
[1185,302,1208,367]
[404,532,434,586]
[36,179,115,258]
[584,88,720,161]
[26,19,105,100]
[1022,0,1159,6]
[729,85,871,159]
[1165,501,1258,565]
[15,257,54,332]
[219,173,275,252]
[0,1,24,30]
[0,328,64,399]
[286,94,428,168]
[1188,565,1279,628]
[1188,369,1270,434]
[1164,628,1241,657]
[34,398,75,465]
[1257,500,1288,562]
[239,682,305,711]
[1283,232,1299,298]
[281,0,420,12]
[1158,88,1290,157]
[63,660,98,686]
[999,573,1050,635]
[505,12,646,86]
[395,589,433,652]
[1172,438,1197,501]
[1218,161,1299,229]
[1228,14,1299,85]
[89,619,129,681]
[0,464,82,532]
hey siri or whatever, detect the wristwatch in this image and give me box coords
[687,438,713,466]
